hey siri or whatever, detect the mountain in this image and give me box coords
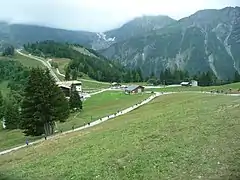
[0,15,175,51]
[0,22,98,49]
[91,15,176,50]
[100,7,240,80]
[106,15,176,40]
[1,8,240,80]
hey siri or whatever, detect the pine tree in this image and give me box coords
[172,70,181,84]
[131,70,137,82]
[72,69,78,80]
[233,71,240,82]
[205,71,216,86]
[125,70,132,83]
[150,71,155,78]
[3,97,20,129]
[0,91,3,119]
[136,68,143,82]
[21,68,70,136]
[197,71,217,86]
[183,70,190,81]
[135,73,141,82]
[163,69,171,85]
[65,68,71,81]
[160,70,165,84]
[2,45,15,56]
[69,90,82,111]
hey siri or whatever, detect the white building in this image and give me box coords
[56,80,82,97]
[180,80,198,87]
[111,82,121,89]
[180,82,191,86]
[2,117,6,129]
[191,80,198,87]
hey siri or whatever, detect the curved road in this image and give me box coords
[18,50,110,85]
[16,50,61,82]
[17,51,178,88]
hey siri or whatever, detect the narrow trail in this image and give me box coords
[17,50,110,95]
[5,51,239,156]
[1,91,239,156]
[0,92,167,156]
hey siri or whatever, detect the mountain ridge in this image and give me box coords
[100,6,240,80]
[0,22,98,49]
[1,7,240,80]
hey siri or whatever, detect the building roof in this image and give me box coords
[58,84,71,89]
[125,85,143,91]
[111,82,121,86]
[180,82,190,85]
[56,80,82,88]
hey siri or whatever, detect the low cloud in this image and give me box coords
[0,0,239,32]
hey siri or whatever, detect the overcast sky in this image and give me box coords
[0,0,239,32]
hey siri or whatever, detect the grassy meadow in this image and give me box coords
[52,58,71,74]
[0,93,239,180]
[13,53,45,68]
[0,52,44,68]
[148,82,240,93]
[81,79,110,90]
[57,91,150,131]
[0,91,150,151]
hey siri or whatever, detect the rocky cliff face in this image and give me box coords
[91,15,175,50]
[100,7,240,80]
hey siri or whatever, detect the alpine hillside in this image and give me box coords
[100,7,240,80]
[23,41,133,82]
[24,41,146,82]
[1,7,240,80]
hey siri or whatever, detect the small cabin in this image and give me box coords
[111,82,121,89]
[56,80,82,97]
[125,85,145,94]
[180,80,198,87]
[2,117,6,129]
[191,80,198,87]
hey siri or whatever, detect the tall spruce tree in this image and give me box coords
[2,45,14,56]
[69,90,82,111]
[124,70,132,83]
[160,70,165,84]
[72,69,78,80]
[3,97,20,129]
[0,91,3,119]
[21,68,70,136]
[65,68,71,81]
[136,68,143,82]
[233,71,240,82]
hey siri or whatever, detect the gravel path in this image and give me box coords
[0,92,169,156]
[1,91,239,156]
